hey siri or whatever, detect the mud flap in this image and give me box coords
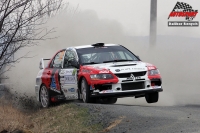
[59,68,78,100]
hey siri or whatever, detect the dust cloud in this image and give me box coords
[117,36,200,106]
[4,7,200,106]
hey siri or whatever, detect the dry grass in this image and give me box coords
[0,97,102,133]
[0,99,33,132]
[30,103,101,133]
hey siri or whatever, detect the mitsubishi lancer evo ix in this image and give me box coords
[35,43,163,108]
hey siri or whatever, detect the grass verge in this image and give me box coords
[0,98,102,133]
[30,103,102,133]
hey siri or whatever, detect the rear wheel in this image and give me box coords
[145,92,159,103]
[40,85,51,108]
[81,77,92,103]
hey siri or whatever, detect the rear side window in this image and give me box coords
[50,51,65,68]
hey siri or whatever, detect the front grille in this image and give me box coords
[121,82,145,91]
[115,71,146,78]
[94,84,112,91]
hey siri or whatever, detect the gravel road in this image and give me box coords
[78,100,200,133]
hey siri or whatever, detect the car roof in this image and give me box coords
[72,43,120,49]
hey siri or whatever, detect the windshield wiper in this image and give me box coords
[82,62,100,65]
[103,59,133,63]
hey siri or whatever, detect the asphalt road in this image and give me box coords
[78,100,200,133]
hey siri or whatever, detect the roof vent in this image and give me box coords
[91,43,104,47]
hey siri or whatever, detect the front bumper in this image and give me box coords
[90,87,163,98]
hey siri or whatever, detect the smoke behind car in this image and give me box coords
[4,7,200,106]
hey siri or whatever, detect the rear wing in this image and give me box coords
[39,58,51,69]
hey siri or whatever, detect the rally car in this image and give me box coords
[35,43,163,108]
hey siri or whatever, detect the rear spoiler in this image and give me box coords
[39,58,50,69]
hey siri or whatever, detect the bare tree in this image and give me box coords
[0,0,63,78]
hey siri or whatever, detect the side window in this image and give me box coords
[50,51,65,68]
[63,50,76,68]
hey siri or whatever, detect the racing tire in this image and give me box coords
[145,92,159,103]
[81,77,93,103]
[39,85,51,108]
[77,89,81,100]
[99,98,118,104]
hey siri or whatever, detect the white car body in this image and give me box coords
[35,43,163,107]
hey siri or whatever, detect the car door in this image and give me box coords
[59,50,78,100]
[47,50,65,94]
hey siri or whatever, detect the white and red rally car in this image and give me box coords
[35,43,163,108]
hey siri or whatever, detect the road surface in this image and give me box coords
[78,99,200,133]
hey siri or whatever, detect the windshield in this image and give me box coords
[76,46,140,65]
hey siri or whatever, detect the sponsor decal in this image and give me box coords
[93,66,103,70]
[115,68,145,71]
[60,78,65,83]
[72,69,76,76]
[57,95,65,100]
[168,1,199,27]
[125,68,130,70]
[68,88,75,92]
[82,69,91,73]
[50,77,56,89]
[65,70,73,75]
[60,69,76,75]
[65,94,78,99]
[134,68,145,70]
[64,76,76,84]
[115,69,120,72]
[99,70,109,73]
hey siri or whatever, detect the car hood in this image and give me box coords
[82,61,150,74]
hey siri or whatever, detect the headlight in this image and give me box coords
[90,74,114,80]
[148,69,160,75]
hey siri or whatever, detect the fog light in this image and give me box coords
[116,88,120,90]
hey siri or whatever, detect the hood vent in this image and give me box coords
[115,71,147,78]
[110,64,137,67]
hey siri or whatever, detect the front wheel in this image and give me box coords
[145,92,159,103]
[40,85,51,108]
[81,77,92,103]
